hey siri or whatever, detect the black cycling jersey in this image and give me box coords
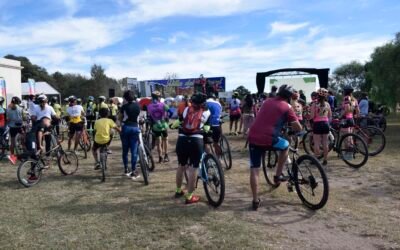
[121,101,140,127]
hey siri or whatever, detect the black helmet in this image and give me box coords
[151,91,161,99]
[68,95,77,102]
[191,92,207,105]
[51,96,58,102]
[277,85,295,99]
[208,93,216,99]
[11,96,21,105]
[343,85,354,95]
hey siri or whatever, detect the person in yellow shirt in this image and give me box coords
[92,108,121,169]
[66,96,85,151]
[96,96,109,115]
[108,99,118,122]
[50,96,62,136]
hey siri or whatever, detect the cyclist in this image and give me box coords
[205,93,223,155]
[50,96,62,136]
[31,94,58,153]
[147,91,169,163]
[310,88,331,166]
[92,108,121,170]
[86,96,96,135]
[7,96,24,164]
[247,85,302,210]
[97,96,109,113]
[241,93,256,136]
[341,86,359,133]
[66,96,85,152]
[118,90,141,178]
[177,95,190,118]
[291,91,303,123]
[108,98,118,122]
[174,92,210,204]
[229,92,241,135]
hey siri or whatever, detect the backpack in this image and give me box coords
[86,103,94,116]
[182,106,204,134]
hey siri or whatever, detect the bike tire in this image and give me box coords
[144,144,155,172]
[100,151,107,182]
[57,150,79,175]
[338,133,369,168]
[356,126,386,156]
[293,154,329,210]
[139,147,149,185]
[302,130,313,155]
[262,150,280,188]
[219,135,232,170]
[17,160,43,188]
[202,154,225,207]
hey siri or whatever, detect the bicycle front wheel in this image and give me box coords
[17,160,43,187]
[219,135,232,170]
[338,133,369,168]
[293,155,329,210]
[138,146,149,185]
[262,150,279,188]
[203,154,225,207]
[144,145,155,172]
[356,126,385,156]
[57,150,79,175]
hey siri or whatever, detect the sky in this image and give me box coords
[0,0,399,92]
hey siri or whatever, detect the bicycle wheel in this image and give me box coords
[338,133,369,168]
[15,133,25,156]
[100,151,107,182]
[203,154,225,207]
[262,150,279,188]
[17,160,43,187]
[144,145,155,172]
[379,117,387,132]
[138,146,149,185]
[302,131,313,155]
[219,135,232,170]
[293,155,329,210]
[356,126,385,156]
[57,150,79,175]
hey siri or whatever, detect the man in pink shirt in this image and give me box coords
[247,85,302,210]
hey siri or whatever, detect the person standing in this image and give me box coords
[241,94,256,135]
[206,93,223,155]
[328,90,337,112]
[229,92,241,135]
[66,96,85,152]
[86,96,97,136]
[50,96,62,136]
[7,96,24,164]
[268,86,278,98]
[358,92,369,128]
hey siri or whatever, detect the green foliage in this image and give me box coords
[4,54,53,84]
[330,61,366,92]
[234,85,251,99]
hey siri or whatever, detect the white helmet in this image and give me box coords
[37,94,48,103]
[175,95,184,103]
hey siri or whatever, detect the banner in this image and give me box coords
[28,78,36,95]
[0,78,6,99]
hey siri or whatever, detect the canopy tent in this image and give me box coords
[256,68,330,94]
[21,81,61,101]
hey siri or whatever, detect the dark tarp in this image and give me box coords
[256,68,330,94]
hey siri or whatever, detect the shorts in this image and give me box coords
[341,118,355,128]
[153,130,168,138]
[313,121,330,135]
[69,122,83,136]
[92,141,108,152]
[249,137,289,168]
[176,136,203,168]
[211,125,222,143]
[230,114,241,122]
[10,127,23,137]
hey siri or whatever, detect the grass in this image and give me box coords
[0,120,399,249]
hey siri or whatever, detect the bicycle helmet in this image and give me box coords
[88,96,94,102]
[77,98,82,105]
[175,95,183,103]
[51,96,58,102]
[151,91,161,99]
[191,92,207,105]
[0,96,4,103]
[98,96,106,101]
[277,84,295,99]
[343,85,354,95]
[37,94,48,103]
[232,91,239,98]
[64,97,69,102]
[318,88,329,98]
[68,95,77,102]
[11,96,21,105]
[208,93,216,99]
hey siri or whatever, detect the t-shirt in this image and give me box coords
[94,118,116,144]
[229,99,241,111]
[179,107,211,138]
[67,105,84,124]
[110,103,118,116]
[248,97,298,147]
[147,102,168,122]
[28,100,37,116]
[206,99,222,126]
[359,99,369,117]
[97,102,109,111]
[34,105,56,120]
[121,102,140,127]
[52,103,62,117]
[7,106,23,128]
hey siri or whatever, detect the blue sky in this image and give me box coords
[0,0,399,92]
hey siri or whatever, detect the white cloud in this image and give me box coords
[200,35,236,48]
[168,32,189,44]
[63,0,79,16]
[269,21,309,36]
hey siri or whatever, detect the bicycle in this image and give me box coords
[137,127,155,185]
[17,128,79,187]
[79,127,92,159]
[262,146,329,210]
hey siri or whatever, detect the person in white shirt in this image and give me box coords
[66,96,85,151]
[31,94,57,153]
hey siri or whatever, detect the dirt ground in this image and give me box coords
[0,118,399,249]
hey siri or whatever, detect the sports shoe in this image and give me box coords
[252,198,261,211]
[130,171,140,180]
[322,160,328,166]
[174,190,185,198]
[158,156,163,163]
[8,154,18,165]
[274,174,289,184]
[107,149,112,154]
[185,195,200,204]
[94,163,101,170]
[163,154,169,163]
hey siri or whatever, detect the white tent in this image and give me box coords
[21,81,60,98]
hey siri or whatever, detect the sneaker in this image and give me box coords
[252,198,261,211]
[174,190,185,198]
[94,163,101,170]
[107,149,112,154]
[159,156,163,163]
[163,154,169,163]
[185,195,200,204]
[274,175,289,184]
[7,154,17,165]
[130,171,140,180]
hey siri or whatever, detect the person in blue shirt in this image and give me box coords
[358,92,369,127]
[328,90,337,112]
[206,93,223,155]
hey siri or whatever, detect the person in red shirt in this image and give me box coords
[247,85,302,210]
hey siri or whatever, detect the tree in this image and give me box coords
[234,85,251,99]
[330,61,366,92]
[5,54,54,84]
